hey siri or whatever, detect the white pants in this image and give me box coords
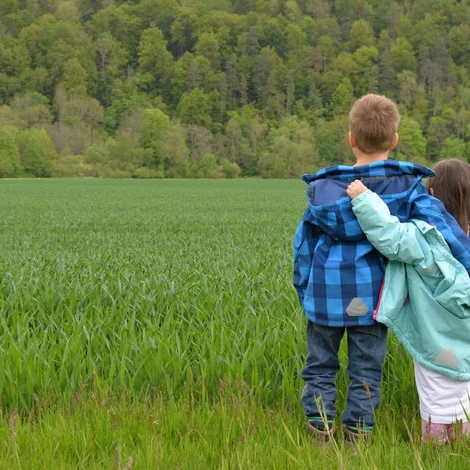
[414,361,470,424]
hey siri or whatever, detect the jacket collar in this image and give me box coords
[302,160,435,183]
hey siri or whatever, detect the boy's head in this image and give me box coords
[349,94,400,155]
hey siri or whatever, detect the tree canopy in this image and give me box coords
[1,0,470,178]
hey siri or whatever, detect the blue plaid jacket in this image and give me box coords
[293,160,470,327]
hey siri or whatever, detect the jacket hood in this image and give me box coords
[302,160,435,242]
[302,160,434,183]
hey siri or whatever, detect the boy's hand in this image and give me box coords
[347,180,368,200]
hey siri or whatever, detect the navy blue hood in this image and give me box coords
[301,160,435,241]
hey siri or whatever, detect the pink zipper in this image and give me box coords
[373,280,385,320]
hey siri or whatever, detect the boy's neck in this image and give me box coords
[353,148,390,167]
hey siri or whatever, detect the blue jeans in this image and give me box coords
[301,320,388,429]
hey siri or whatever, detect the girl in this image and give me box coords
[346,159,470,445]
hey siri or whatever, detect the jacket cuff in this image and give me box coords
[351,189,373,207]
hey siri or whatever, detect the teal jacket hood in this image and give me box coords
[352,190,470,380]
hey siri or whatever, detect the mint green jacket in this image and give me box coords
[352,190,470,380]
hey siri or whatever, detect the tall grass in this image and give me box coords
[0,179,465,469]
[0,179,310,409]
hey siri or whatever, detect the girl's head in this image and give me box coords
[427,159,470,233]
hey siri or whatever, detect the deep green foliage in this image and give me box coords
[1,1,470,178]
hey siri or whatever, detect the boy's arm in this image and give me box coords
[348,183,427,265]
[408,182,470,273]
[293,210,319,306]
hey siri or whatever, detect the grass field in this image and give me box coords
[0,179,468,469]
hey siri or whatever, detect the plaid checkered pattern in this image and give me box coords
[294,160,470,327]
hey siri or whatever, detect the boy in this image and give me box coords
[294,94,470,444]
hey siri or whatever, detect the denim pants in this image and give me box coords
[301,320,388,429]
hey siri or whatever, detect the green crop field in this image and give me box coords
[0,179,467,469]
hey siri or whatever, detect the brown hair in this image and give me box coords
[349,94,400,153]
[427,159,470,233]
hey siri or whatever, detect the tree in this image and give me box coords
[259,116,317,178]
[16,128,57,176]
[331,52,356,78]
[315,119,339,167]
[61,58,88,96]
[439,137,466,160]
[318,70,343,105]
[0,92,53,130]
[137,27,172,92]
[396,15,414,44]
[170,7,198,56]
[104,81,151,134]
[239,76,248,107]
[427,115,450,159]
[177,88,213,127]
[0,126,21,177]
[186,125,214,161]
[198,153,219,178]
[89,5,142,57]
[186,56,218,94]
[286,23,306,53]
[225,54,239,109]
[352,46,379,94]
[221,158,241,178]
[77,0,101,21]
[385,3,404,39]
[133,0,177,36]
[50,88,104,155]
[105,135,144,173]
[225,117,242,162]
[318,35,338,69]
[61,95,104,131]
[379,47,395,93]
[396,116,427,161]
[0,0,18,17]
[390,38,416,73]
[285,70,295,115]
[305,82,324,117]
[161,121,190,177]
[222,115,253,174]
[413,13,446,52]
[331,78,355,116]
[55,1,79,23]
[253,47,279,105]
[449,25,470,68]
[334,0,372,38]
[195,33,220,70]
[259,136,290,178]
[95,33,127,85]
[397,71,419,111]
[139,108,170,170]
[348,19,374,51]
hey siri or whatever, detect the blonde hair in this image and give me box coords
[349,94,400,153]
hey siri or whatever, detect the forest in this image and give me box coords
[1,0,470,178]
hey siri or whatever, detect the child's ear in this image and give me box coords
[429,187,434,196]
[390,133,399,150]
[349,132,356,149]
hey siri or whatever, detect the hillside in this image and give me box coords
[1,0,470,178]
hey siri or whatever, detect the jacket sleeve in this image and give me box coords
[293,209,319,306]
[408,182,470,274]
[351,190,428,265]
